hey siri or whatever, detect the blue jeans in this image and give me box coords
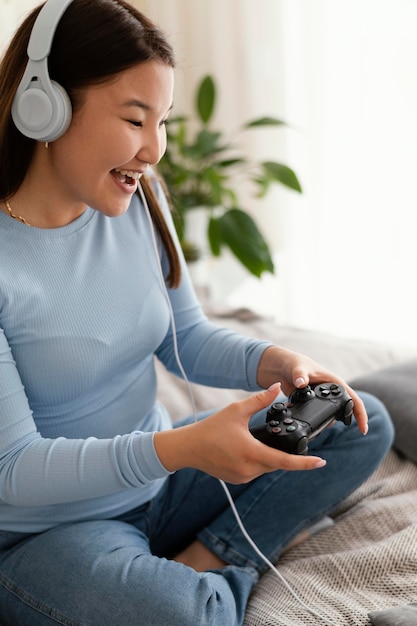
[0,392,393,626]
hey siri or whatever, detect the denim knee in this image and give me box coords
[159,566,256,626]
[202,566,258,626]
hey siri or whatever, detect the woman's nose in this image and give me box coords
[137,127,166,166]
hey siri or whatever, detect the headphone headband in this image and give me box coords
[28,0,74,61]
[11,0,74,142]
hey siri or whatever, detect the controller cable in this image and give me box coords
[140,184,336,626]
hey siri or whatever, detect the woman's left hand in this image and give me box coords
[257,345,368,435]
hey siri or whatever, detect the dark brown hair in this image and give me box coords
[0,0,181,287]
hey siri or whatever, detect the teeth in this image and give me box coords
[115,168,140,180]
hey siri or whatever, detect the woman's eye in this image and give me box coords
[128,119,168,128]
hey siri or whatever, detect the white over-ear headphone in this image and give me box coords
[11,0,74,142]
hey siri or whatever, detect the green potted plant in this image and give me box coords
[157,75,302,278]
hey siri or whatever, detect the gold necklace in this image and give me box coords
[5,199,31,226]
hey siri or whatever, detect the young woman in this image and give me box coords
[0,1,393,624]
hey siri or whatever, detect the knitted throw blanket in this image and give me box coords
[245,450,417,626]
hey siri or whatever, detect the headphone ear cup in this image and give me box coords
[12,79,72,142]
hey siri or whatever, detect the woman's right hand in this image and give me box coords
[154,384,327,484]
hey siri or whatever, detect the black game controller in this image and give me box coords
[250,383,354,455]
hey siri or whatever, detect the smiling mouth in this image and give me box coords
[112,168,141,186]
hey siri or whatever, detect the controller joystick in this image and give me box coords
[289,386,315,403]
[250,383,354,455]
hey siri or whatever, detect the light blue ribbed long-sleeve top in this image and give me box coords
[0,182,271,532]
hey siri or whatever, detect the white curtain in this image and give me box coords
[3,0,417,348]
[148,0,417,349]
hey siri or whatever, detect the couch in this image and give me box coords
[156,304,417,626]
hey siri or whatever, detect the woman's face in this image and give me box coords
[46,59,174,220]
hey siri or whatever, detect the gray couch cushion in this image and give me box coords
[349,359,417,464]
[368,602,417,625]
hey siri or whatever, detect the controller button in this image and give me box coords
[271,426,282,434]
[286,425,297,432]
[319,386,330,396]
[330,384,341,396]
[269,420,280,428]
[283,418,293,425]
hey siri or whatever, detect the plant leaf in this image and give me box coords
[208,216,222,256]
[244,117,286,128]
[217,157,247,168]
[197,75,216,124]
[192,129,223,158]
[262,161,302,192]
[214,209,274,277]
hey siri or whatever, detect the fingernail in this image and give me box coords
[363,423,369,436]
[295,377,306,387]
[268,382,281,392]
[315,458,327,468]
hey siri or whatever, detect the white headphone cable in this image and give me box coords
[139,184,197,422]
[139,184,336,626]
